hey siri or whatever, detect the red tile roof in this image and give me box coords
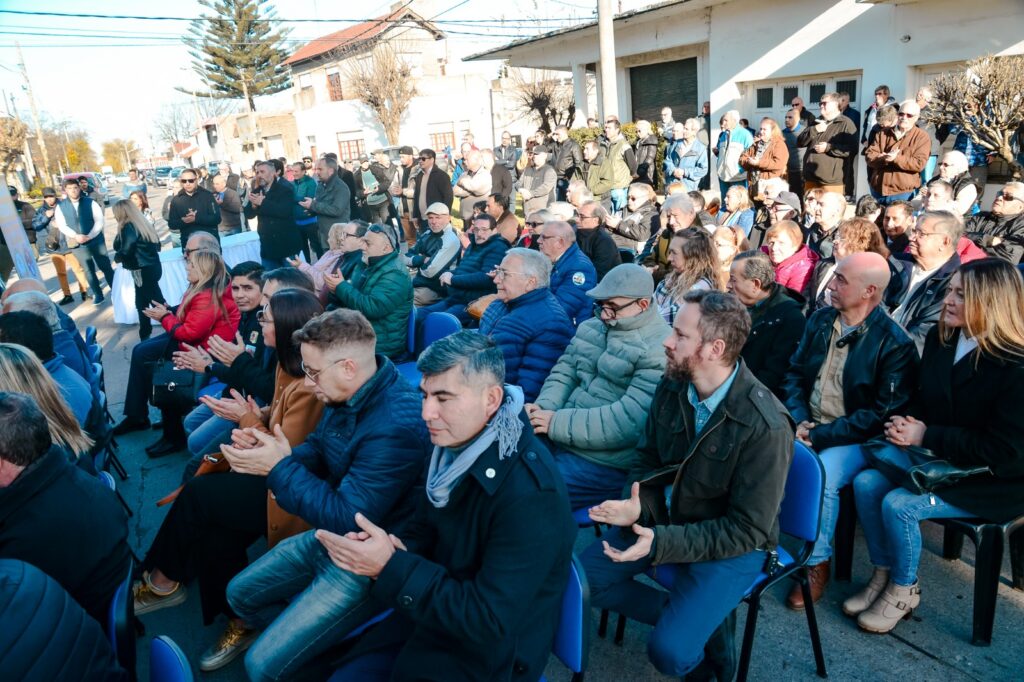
[285,8,440,66]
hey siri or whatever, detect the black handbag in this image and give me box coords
[861,439,991,495]
[149,327,203,412]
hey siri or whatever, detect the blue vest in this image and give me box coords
[57,197,95,235]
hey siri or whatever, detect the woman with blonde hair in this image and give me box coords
[0,342,92,462]
[712,225,749,289]
[807,217,892,313]
[763,220,818,297]
[844,258,1024,634]
[654,227,720,324]
[289,222,365,304]
[116,248,240,457]
[740,117,789,200]
[716,185,755,237]
[113,198,164,340]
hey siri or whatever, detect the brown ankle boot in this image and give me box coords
[787,560,830,610]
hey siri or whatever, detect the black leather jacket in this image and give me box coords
[782,305,919,450]
[886,252,960,354]
[550,138,583,182]
[965,211,1024,265]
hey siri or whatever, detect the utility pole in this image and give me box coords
[16,42,52,185]
[597,0,618,120]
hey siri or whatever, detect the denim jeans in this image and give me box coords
[580,527,763,676]
[921,155,938,186]
[609,187,628,213]
[808,444,871,566]
[227,530,375,682]
[550,446,628,510]
[854,466,970,586]
[869,189,915,207]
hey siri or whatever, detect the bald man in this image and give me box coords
[781,251,919,610]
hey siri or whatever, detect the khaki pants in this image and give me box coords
[804,181,845,195]
[413,287,441,306]
[51,252,90,297]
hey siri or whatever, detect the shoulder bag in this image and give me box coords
[861,439,991,496]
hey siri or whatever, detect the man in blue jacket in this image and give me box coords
[663,119,709,192]
[538,219,597,326]
[222,310,430,680]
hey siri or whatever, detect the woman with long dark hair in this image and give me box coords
[112,199,164,340]
[653,227,721,324]
[132,289,325,671]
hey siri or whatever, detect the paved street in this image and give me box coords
[25,184,1024,680]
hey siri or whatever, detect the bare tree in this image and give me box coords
[153,104,194,147]
[0,117,28,174]
[924,54,1024,179]
[343,43,417,146]
[508,68,577,133]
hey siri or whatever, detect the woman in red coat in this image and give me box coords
[763,219,819,298]
[115,249,240,457]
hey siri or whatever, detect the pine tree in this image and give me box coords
[182,0,291,112]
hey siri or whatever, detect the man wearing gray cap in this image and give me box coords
[405,202,462,305]
[526,263,670,508]
[515,147,557,216]
[768,191,801,226]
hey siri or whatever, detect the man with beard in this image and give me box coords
[580,290,793,679]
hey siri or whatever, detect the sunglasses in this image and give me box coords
[181,178,197,183]
[367,223,397,247]
[418,156,430,161]
[525,221,544,227]
[896,113,917,119]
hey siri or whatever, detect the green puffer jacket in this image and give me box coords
[331,250,413,359]
[534,304,670,471]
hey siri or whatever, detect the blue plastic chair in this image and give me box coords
[150,636,193,682]
[405,308,418,358]
[541,554,590,682]
[396,312,464,386]
[107,558,136,680]
[85,325,98,348]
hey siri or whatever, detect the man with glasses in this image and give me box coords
[406,203,461,306]
[222,309,431,681]
[168,167,221,248]
[411,149,453,231]
[517,209,552,249]
[791,96,817,128]
[538,220,596,326]
[526,263,669,508]
[245,161,305,270]
[965,182,1024,264]
[865,100,930,206]
[798,92,858,196]
[767,191,801,226]
[576,200,621,281]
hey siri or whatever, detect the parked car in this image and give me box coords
[115,173,130,184]
[62,172,109,205]
[154,166,173,187]
[168,166,187,186]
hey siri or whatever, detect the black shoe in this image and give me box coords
[58,295,75,305]
[113,417,150,435]
[147,439,186,458]
[93,295,105,305]
[80,291,89,301]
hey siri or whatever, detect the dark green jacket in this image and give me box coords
[629,360,794,565]
[332,250,412,359]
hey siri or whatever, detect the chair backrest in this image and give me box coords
[618,248,636,264]
[406,308,418,356]
[89,343,103,365]
[551,555,590,675]
[422,312,462,350]
[150,636,194,682]
[99,470,116,492]
[107,559,136,679]
[779,442,825,543]
[85,325,98,347]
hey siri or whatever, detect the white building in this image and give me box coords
[467,0,1024,194]
[284,2,509,160]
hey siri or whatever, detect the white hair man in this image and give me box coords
[964,181,1024,265]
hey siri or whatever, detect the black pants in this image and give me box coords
[299,222,323,262]
[80,238,115,298]
[143,470,268,624]
[134,263,165,340]
[123,333,193,442]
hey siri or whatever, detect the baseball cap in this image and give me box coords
[398,145,414,156]
[425,202,450,216]
[586,264,655,300]
[770,191,801,213]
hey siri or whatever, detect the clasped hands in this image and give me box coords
[588,482,655,563]
[200,388,261,423]
[315,513,408,579]
[884,415,926,447]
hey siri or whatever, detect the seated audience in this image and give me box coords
[326,223,413,359]
[848,258,1024,633]
[2,290,93,387]
[325,332,575,682]
[764,220,819,297]
[712,225,749,288]
[807,192,847,259]
[801,187,825,231]
[964,181,1024,264]
[728,250,806,398]
[484,192,521,245]
[766,191,801,227]
[537,220,597,326]
[882,200,914,253]
[479,248,575,402]
[223,309,430,680]
[716,184,755,237]
[132,289,325,672]
[576,200,622,280]
[0,391,129,624]
[292,223,355,303]
[418,213,509,326]
[807,217,893,314]
[928,150,981,216]
[517,209,553,248]
[527,264,670,507]
[781,252,918,609]
[546,201,577,224]
[582,290,792,679]
[641,194,700,282]
[855,195,882,225]
[688,189,716,226]
[604,182,658,253]
[405,203,461,306]
[654,227,720,324]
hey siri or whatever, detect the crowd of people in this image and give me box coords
[1,83,1024,681]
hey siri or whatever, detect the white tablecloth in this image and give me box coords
[112,231,263,324]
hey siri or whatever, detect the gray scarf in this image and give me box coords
[424,385,524,508]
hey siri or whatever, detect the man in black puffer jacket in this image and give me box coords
[964,181,1024,264]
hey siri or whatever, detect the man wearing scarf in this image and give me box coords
[321,332,576,682]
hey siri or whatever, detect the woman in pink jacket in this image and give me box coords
[763,220,819,298]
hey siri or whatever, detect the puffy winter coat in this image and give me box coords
[768,244,819,298]
[549,243,597,326]
[479,288,576,402]
[445,233,509,305]
[160,287,241,352]
[534,305,670,471]
[331,250,413,359]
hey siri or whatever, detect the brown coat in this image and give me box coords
[739,136,789,179]
[238,366,324,548]
[865,126,930,196]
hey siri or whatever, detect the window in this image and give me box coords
[307,136,317,159]
[327,72,344,101]
[756,87,773,109]
[428,122,456,152]
[297,73,315,109]
[783,86,799,106]
[835,80,857,105]
[808,83,827,105]
[336,132,365,161]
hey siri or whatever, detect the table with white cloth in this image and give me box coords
[111,231,263,324]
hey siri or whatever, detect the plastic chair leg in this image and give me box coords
[943,525,966,561]
[613,613,626,645]
[115,489,134,518]
[597,609,608,638]
[802,576,828,677]
[109,449,128,481]
[1008,530,1024,591]
[971,525,1003,646]
[736,595,760,682]
[833,486,856,582]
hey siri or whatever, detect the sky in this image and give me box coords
[0,0,598,158]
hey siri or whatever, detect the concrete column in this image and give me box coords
[571,63,589,126]
[597,0,618,120]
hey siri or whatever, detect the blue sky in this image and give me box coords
[0,0,593,155]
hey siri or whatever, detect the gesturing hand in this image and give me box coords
[602,524,655,563]
[207,332,247,366]
[323,272,343,292]
[143,301,170,320]
[201,389,260,423]
[219,424,291,475]
[315,513,399,578]
[588,482,642,527]
[172,342,212,373]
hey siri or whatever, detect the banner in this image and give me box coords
[0,189,42,283]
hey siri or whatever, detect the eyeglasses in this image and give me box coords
[491,266,528,279]
[579,214,599,221]
[1000,192,1021,202]
[938,162,952,167]
[367,223,397,248]
[593,298,641,319]
[908,227,942,239]
[180,178,197,183]
[343,231,361,238]
[301,357,347,384]
[418,156,430,161]
[896,113,917,119]
[525,220,544,227]
[256,307,273,325]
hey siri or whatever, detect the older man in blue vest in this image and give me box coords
[52,177,114,304]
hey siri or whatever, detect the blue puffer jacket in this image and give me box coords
[267,356,430,535]
[549,243,597,326]
[446,234,510,304]
[479,288,576,402]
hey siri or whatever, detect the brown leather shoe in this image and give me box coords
[787,561,830,610]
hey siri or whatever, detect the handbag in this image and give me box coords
[155,454,230,507]
[861,439,991,495]
[467,294,498,321]
[149,328,204,412]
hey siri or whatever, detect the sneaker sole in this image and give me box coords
[134,586,187,615]
[198,636,257,672]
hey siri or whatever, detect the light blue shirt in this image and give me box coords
[687,362,741,435]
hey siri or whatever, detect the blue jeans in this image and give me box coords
[551,447,628,510]
[580,528,764,676]
[609,188,628,213]
[808,444,871,566]
[854,465,970,586]
[718,179,747,202]
[869,189,915,207]
[227,530,375,682]
[921,155,938,185]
